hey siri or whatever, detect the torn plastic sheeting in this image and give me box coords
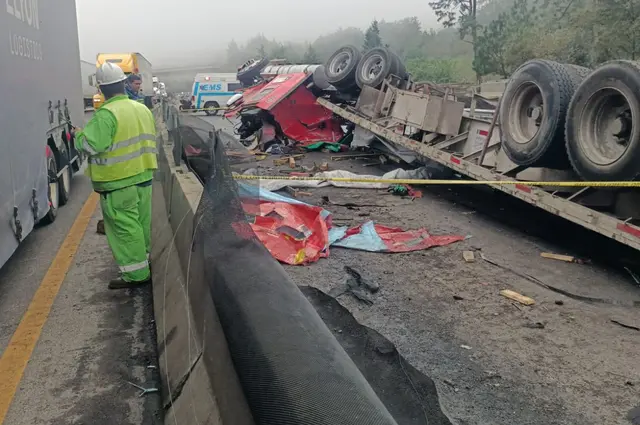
[238,182,331,219]
[239,183,464,264]
[351,125,419,164]
[331,221,465,253]
[251,168,433,192]
[244,200,332,265]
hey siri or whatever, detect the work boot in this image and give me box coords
[97,219,106,235]
[108,277,152,290]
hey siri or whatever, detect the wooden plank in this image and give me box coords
[500,290,535,306]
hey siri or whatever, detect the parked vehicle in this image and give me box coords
[191,73,242,115]
[92,52,154,109]
[0,0,84,268]
[80,60,97,110]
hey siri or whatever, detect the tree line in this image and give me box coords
[223,0,640,84]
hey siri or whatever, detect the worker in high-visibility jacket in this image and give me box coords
[72,62,157,290]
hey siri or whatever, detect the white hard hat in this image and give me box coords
[96,62,127,86]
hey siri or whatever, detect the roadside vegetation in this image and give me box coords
[224,0,640,83]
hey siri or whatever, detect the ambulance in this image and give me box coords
[191,73,242,116]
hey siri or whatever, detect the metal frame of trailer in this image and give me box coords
[317,96,640,251]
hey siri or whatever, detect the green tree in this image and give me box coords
[271,43,286,59]
[363,20,382,50]
[473,0,538,77]
[258,44,267,58]
[303,44,319,63]
[429,0,489,81]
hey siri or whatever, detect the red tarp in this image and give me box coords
[241,196,465,265]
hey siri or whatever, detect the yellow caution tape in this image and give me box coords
[181,107,228,112]
[234,174,640,188]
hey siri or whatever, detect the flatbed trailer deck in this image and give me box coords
[317,97,640,252]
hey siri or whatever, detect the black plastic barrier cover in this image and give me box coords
[184,117,399,424]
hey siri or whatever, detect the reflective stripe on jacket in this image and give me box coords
[88,98,158,182]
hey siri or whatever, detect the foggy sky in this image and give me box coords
[75,0,439,68]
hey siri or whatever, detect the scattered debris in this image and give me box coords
[443,378,456,388]
[387,184,423,199]
[329,267,379,305]
[500,289,535,306]
[126,380,159,398]
[523,322,546,329]
[460,345,472,350]
[611,319,640,332]
[305,142,344,152]
[254,167,432,191]
[481,253,640,308]
[320,195,381,208]
[344,266,379,293]
[96,219,105,235]
[453,295,465,301]
[273,154,305,166]
[331,153,381,161]
[283,186,312,198]
[624,267,640,286]
[463,251,476,263]
[540,252,590,264]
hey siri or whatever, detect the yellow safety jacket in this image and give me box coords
[88,99,158,184]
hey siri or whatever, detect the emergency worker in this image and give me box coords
[72,63,157,289]
[125,74,145,103]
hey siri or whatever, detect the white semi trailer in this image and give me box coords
[1,0,84,268]
[80,59,96,110]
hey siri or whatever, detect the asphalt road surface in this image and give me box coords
[0,169,160,424]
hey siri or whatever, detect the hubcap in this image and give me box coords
[330,52,351,75]
[360,54,385,83]
[508,82,544,144]
[578,88,632,165]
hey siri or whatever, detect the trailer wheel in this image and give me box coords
[40,152,59,225]
[58,143,72,206]
[500,60,590,169]
[356,47,398,89]
[204,101,220,116]
[566,61,640,180]
[325,45,361,90]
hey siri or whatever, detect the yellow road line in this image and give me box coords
[0,192,99,424]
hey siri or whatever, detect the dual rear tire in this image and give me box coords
[501,59,640,181]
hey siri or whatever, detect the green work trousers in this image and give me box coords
[100,183,152,282]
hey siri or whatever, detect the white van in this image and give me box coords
[191,73,242,116]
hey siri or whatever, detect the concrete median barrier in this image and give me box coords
[150,104,401,425]
[150,120,254,425]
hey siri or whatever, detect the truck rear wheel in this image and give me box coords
[40,152,59,225]
[566,61,640,180]
[500,60,590,169]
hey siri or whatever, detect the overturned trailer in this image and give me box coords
[317,59,640,251]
